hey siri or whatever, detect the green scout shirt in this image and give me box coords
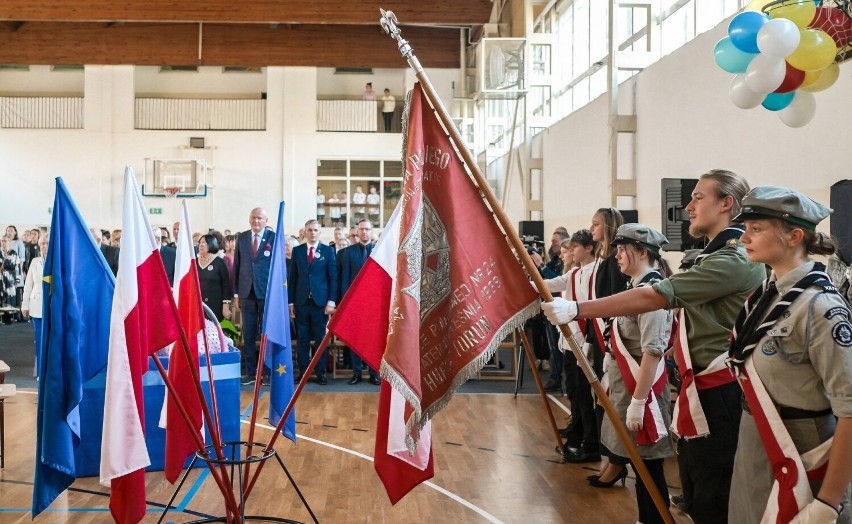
[653,229,765,369]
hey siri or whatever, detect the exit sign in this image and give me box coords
[149,207,163,215]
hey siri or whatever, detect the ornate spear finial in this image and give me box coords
[380,9,413,59]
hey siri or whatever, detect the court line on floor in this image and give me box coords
[244,420,505,524]
[546,393,571,416]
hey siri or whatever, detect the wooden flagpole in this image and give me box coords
[379,10,675,523]
[241,333,269,493]
[517,329,568,456]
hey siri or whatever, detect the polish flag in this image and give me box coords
[163,200,204,483]
[328,204,434,504]
[101,167,180,523]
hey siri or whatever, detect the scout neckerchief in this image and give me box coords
[670,226,745,439]
[608,270,669,445]
[727,263,836,523]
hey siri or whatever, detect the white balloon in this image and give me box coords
[745,54,786,94]
[730,74,764,109]
[779,91,816,127]
[757,18,801,58]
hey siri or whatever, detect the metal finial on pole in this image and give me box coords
[380,9,421,71]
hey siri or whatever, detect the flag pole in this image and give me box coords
[517,329,567,456]
[151,356,239,522]
[379,10,675,524]
[241,333,269,492]
[242,331,334,504]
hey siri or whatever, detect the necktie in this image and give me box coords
[252,234,259,258]
[360,244,366,263]
[309,245,315,264]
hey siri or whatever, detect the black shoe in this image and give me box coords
[241,375,256,386]
[563,449,601,463]
[588,468,627,488]
[261,373,270,386]
[542,380,560,392]
[369,376,381,386]
[348,375,362,385]
[317,375,328,385]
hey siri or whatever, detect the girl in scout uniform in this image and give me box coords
[727,186,851,524]
[596,224,674,524]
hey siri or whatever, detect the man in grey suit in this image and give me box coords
[233,207,274,385]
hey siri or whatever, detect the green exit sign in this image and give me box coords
[149,207,163,215]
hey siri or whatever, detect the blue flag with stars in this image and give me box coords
[32,178,115,516]
[262,201,296,442]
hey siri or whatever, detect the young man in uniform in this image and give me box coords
[542,170,766,524]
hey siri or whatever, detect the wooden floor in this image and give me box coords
[1,389,693,523]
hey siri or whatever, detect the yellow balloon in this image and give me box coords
[769,0,816,29]
[800,69,822,89]
[801,62,840,92]
[745,0,772,12]
[788,28,837,71]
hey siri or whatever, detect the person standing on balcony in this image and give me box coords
[381,88,396,132]
[362,82,375,101]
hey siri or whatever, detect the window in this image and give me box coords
[316,159,403,228]
[159,66,199,72]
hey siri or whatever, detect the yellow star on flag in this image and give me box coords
[277,363,287,376]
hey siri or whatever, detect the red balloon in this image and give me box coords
[809,6,852,47]
[774,62,806,93]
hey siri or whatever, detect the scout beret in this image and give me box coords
[735,186,832,231]
[611,223,668,253]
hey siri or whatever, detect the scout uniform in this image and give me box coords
[727,187,852,524]
[652,222,766,523]
[600,224,674,524]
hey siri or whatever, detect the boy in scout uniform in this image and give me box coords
[542,169,766,524]
[727,186,851,524]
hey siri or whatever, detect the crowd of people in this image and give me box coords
[316,184,382,228]
[4,169,850,523]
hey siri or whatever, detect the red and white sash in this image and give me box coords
[570,266,588,335]
[671,309,737,439]
[736,357,832,524]
[587,259,607,353]
[610,320,669,445]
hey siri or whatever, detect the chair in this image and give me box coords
[0,360,16,468]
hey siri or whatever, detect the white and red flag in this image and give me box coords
[163,200,204,483]
[100,166,181,523]
[327,83,539,503]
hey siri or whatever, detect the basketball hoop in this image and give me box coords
[164,187,181,198]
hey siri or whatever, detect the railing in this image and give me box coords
[135,98,266,130]
[0,97,83,129]
[316,99,378,132]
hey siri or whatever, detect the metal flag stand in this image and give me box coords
[379,9,675,524]
[157,440,319,524]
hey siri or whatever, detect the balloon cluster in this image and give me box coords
[714,1,851,127]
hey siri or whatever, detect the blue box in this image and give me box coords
[74,351,241,477]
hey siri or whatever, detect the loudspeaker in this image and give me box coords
[831,180,852,264]
[619,209,638,224]
[190,137,205,149]
[661,178,704,252]
[519,220,544,240]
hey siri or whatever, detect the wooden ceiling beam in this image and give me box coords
[0,23,461,68]
[0,1,493,26]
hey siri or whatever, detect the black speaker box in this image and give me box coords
[619,209,638,224]
[519,220,544,240]
[831,180,852,264]
[661,178,704,252]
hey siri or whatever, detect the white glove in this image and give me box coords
[626,396,647,432]
[541,298,578,326]
[790,499,839,524]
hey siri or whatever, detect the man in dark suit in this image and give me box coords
[288,219,337,385]
[233,207,274,385]
[339,219,380,385]
[153,227,176,285]
[90,227,119,276]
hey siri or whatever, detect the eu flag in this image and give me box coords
[32,178,115,516]
[263,201,296,442]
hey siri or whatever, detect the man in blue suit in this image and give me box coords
[339,219,380,385]
[288,219,337,385]
[233,207,274,385]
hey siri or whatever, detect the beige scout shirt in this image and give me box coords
[753,261,852,418]
[653,236,765,369]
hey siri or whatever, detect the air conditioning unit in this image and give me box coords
[475,38,527,100]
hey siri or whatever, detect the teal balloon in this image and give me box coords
[762,91,796,111]
[714,37,757,73]
[729,11,769,53]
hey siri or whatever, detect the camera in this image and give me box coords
[521,235,545,255]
